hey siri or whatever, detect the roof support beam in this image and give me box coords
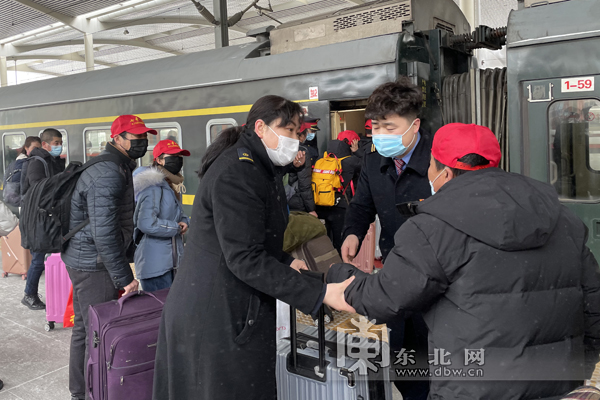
[0,56,7,87]
[7,62,64,78]
[84,33,94,72]
[10,0,107,33]
[7,54,118,68]
[3,39,184,57]
[214,0,229,48]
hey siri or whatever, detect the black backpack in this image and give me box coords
[2,156,48,207]
[20,154,122,254]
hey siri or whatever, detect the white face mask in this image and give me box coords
[262,125,299,167]
[429,168,447,196]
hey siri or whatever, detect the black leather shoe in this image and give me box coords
[70,396,84,400]
[21,294,46,310]
[0,378,4,390]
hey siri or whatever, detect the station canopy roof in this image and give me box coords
[0,0,515,86]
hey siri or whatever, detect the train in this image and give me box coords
[0,0,598,256]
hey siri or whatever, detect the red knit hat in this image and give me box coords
[432,123,501,170]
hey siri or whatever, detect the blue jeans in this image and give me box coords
[140,270,174,292]
[25,252,46,296]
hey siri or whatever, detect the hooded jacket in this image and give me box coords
[132,166,189,280]
[328,168,600,400]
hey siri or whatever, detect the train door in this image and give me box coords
[522,75,600,256]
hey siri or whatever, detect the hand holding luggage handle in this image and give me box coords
[288,270,329,382]
[117,290,165,316]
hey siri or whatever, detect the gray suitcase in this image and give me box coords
[276,272,392,400]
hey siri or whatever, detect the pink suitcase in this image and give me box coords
[353,223,376,274]
[44,253,72,331]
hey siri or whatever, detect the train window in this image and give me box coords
[549,99,600,201]
[139,126,181,167]
[39,129,69,164]
[2,132,26,172]
[206,118,237,147]
[84,128,110,161]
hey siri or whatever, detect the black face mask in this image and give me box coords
[125,138,149,160]
[163,156,183,175]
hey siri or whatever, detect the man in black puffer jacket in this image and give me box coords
[328,123,600,400]
[62,115,157,400]
[287,130,317,215]
[21,128,65,311]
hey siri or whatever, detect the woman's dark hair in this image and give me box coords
[434,153,490,178]
[365,76,422,121]
[17,136,42,155]
[152,154,165,167]
[199,95,304,178]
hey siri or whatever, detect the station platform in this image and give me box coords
[0,268,70,399]
[0,252,403,400]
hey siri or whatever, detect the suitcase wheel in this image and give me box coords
[2,272,7,278]
[22,274,27,280]
[44,321,55,332]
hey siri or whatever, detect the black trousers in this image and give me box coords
[315,205,347,253]
[66,266,119,400]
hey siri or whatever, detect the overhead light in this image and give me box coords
[123,28,130,35]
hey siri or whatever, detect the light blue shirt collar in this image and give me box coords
[395,132,421,171]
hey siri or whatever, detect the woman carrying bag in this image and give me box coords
[132,139,190,291]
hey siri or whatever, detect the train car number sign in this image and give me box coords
[561,77,595,93]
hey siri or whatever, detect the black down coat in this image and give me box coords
[329,168,600,400]
[287,144,315,213]
[61,144,136,289]
[153,128,325,400]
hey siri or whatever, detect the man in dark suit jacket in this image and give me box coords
[341,77,432,400]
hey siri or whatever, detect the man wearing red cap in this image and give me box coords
[327,123,600,399]
[62,115,157,400]
[354,119,375,158]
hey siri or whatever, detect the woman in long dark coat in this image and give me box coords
[152,95,354,400]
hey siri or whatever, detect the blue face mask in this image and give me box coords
[49,145,62,157]
[306,132,316,141]
[429,168,447,196]
[372,120,416,158]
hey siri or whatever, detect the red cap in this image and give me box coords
[365,119,372,130]
[300,121,318,132]
[111,115,158,138]
[432,123,501,170]
[337,130,360,143]
[153,139,191,159]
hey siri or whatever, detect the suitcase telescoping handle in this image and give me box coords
[117,290,165,316]
[289,270,327,381]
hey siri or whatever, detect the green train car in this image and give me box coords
[0,0,471,217]
[506,0,600,257]
[0,0,597,259]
